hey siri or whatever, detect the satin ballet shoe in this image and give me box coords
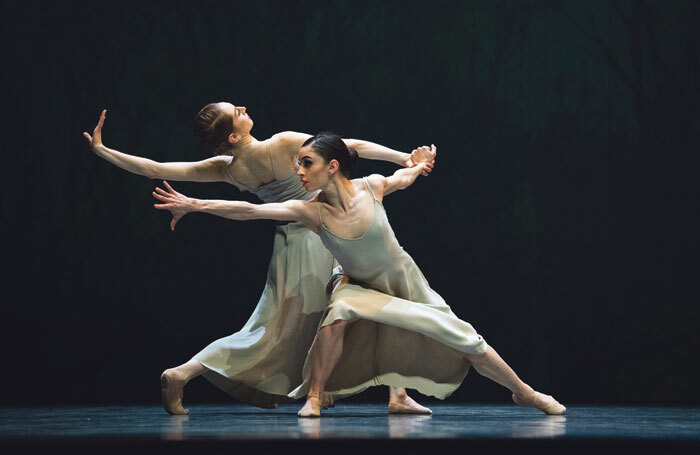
[512,391,566,415]
[160,369,189,415]
[388,396,433,415]
[298,394,322,418]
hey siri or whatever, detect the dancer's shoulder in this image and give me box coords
[363,174,387,188]
[269,131,312,154]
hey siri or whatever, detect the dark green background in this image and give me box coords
[2,0,699,406]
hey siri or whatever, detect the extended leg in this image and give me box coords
[161,358,206,415]
[461,345,565,415]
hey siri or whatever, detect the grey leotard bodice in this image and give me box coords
[247,172,313,203]
[318,178,430,301]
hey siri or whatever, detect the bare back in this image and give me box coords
[224,135,302,191]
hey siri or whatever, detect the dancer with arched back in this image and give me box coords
[83,106,434,415]
[151,132,566,417]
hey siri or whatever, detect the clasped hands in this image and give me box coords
[407,144,437,176]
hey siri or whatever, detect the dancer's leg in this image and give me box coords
[461,345,565,415]
[298,319,354,417]
[388,386,432,415]
[161,358,207,415]
[298,319,432,417]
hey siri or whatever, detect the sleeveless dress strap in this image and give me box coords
[362,177,380,202]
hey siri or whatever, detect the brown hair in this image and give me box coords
[193,103,235,156]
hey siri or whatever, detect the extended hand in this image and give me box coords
[152,181,196,231]
[83,109,107,151]
[407,144,437,176]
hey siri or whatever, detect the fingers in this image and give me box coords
[170,217,178,231]
[95,110,106,130]
[153,191,172,202]
[162,180,177,194]
[83,132,92,142]
[154,187,171,197]
[423,159,435,176]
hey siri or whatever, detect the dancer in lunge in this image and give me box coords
[83,106,434,415]
[150,133,566,418]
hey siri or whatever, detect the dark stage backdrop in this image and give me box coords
[2,0,699,407]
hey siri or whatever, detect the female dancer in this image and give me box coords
[151,133,566,417]
[83,105,434,415]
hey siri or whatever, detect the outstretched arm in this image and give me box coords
[83,109,230,182]
[272,131,435,174]
[345,139,435,175]
[367,145,436,199]
[152,181,317,231]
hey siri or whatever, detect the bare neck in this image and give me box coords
[227,134,259,156]
[321,175,356,212]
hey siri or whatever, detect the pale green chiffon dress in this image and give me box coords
[194,172,335,408]
[290,178,487,401]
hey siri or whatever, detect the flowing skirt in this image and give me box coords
[290,267,487,401]
[194,221,335,408]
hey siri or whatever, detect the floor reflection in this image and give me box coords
[160,414,189,440]
[297,417,321,438]
[511,415,567,438]
[5,404,693,441]
[388,415,433,438]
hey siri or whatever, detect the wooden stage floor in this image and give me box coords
[1,403,698,454]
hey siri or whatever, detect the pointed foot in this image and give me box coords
[161,369,189,415]
[513,391,566,415]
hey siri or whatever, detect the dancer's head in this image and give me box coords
[297,132,358,191]
[193,102,254,156]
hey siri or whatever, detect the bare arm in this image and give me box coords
[345,139,435,175]
[343,138,410,166]
[272,131,434,174]
[367,145,436,198]
[83,109,230,182]
[152,181,318,231]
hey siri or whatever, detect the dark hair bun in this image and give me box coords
[302,132,358,178]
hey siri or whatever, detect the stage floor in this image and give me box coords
[2,403,699,453]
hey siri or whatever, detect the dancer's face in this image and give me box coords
[296,146,337,192]
[218,102,253,134]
